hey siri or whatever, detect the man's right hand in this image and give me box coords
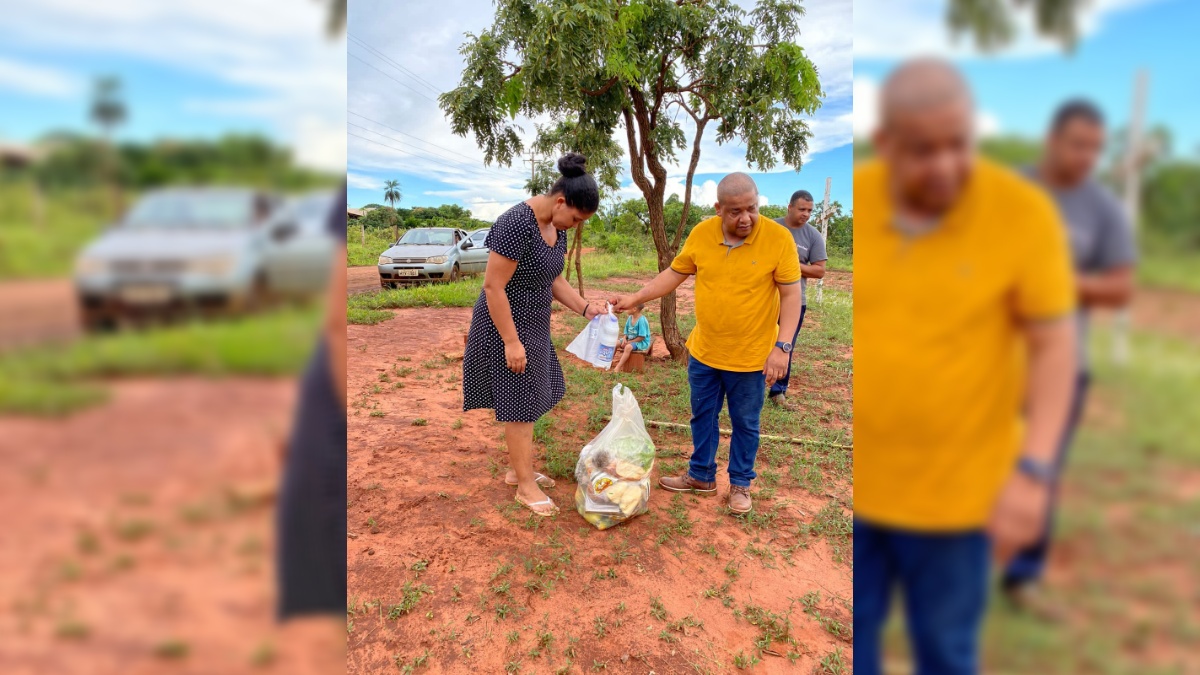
[987,471,1052,564]
[610,294,639,313]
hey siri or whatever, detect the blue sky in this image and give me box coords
[854,0,1199,159]
[347,0,854,221]
[0,1,345,171]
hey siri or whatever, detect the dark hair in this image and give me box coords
[790,190,814,205]
[1051,99,1105,133]
[548,153,600,213]
[636,303,645,311]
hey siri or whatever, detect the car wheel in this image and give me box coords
[81,310,116,334]
[448,264,460,283]
[246,273,270,312]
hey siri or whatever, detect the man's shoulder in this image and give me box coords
[974,158,1059,218]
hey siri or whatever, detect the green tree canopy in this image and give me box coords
[440,0,823,357]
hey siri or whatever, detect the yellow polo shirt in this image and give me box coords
[854,158,1076,531]
[670,215,801,372]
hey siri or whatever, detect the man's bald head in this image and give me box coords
[879,58,973,131]
[875,58,976,217]
[714,172,760,242]
[717,172,758,203]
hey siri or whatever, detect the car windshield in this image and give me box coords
[122,192,259,230]
[398,230,454,246]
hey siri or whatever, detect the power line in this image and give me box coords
[348,130,471,173]
[349,121,470,166]
[347,33,443,96]
[348,52,439,105]
[343,127,520,178]
[348,110,480,163]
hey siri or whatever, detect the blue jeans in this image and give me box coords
[686,356,765,487]
[855,519,991,675]
[1002,371,1092,589]
[768,305,807,397]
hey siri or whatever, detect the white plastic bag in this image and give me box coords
[566,305,620,369]
[565,315,602,365]
[574,384,656,530]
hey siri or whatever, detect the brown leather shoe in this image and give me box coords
[728,485,752,514]
[768,393,798,411]
[659,475,716,494]
[1003,583,1067,623]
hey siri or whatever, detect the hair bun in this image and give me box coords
[557,152,588,178]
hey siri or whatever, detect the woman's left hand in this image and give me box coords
[583,303,605,320]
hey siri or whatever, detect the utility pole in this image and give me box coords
[522,151,540,195]
[1113,69,1148,366]
[816,177,831,304]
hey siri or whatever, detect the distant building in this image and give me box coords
[0,141,37,170]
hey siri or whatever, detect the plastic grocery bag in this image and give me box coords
[565,305,620,370]
[565,315,602,365]
[575,384,656,530]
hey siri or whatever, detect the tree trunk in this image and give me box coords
[645,196,687,361]
[361,220,366,246]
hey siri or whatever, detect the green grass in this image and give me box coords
[826,247,852,272]
[346,228,399,267]
[0,306,320,415]
[0,182,110,279]
[1137,240,1200,294]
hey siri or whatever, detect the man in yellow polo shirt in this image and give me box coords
[611,173,801,515]
[855,59,1077,675]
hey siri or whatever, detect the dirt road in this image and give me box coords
[0,377,328,675]
[0,278,79,351]
[345,274,854,674]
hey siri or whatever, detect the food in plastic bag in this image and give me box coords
[575,384,656,529]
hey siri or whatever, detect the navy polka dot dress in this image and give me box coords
[463,202,567,422]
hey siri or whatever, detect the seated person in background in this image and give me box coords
[615,303,652,371]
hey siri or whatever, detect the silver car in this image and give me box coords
[74,187,335,331]
[377,227,490,287]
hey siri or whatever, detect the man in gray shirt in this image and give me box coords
[1004,99,1137,614]
[769,189,827,409]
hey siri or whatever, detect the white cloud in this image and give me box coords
[853,75,1002,139]
[346,172,384,191]
[0,57,81,98]
[346,0,851,217]
[1,0,346,171]
[855,0,1164,60]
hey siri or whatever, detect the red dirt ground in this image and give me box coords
[346,277,853,673]
[0,377,340,675]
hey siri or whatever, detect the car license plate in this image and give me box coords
[397,269,419,277]
[120,285,172,304]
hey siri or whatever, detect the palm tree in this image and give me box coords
[383,179,402,241]
[90,76,127,217]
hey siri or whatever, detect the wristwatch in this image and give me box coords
[1016,456,1056,484]
[775,341,793,354]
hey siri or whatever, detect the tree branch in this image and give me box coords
[580,75,620,97]
[673,116,709,252]
[621,105,653,196]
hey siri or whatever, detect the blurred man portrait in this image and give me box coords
[1000,100,1137,615]
[853,58,1078,675]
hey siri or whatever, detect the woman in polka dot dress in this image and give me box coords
[463,153,604,516]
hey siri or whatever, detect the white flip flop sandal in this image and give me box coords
[514,495,558,517]
[505,472,556,488]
